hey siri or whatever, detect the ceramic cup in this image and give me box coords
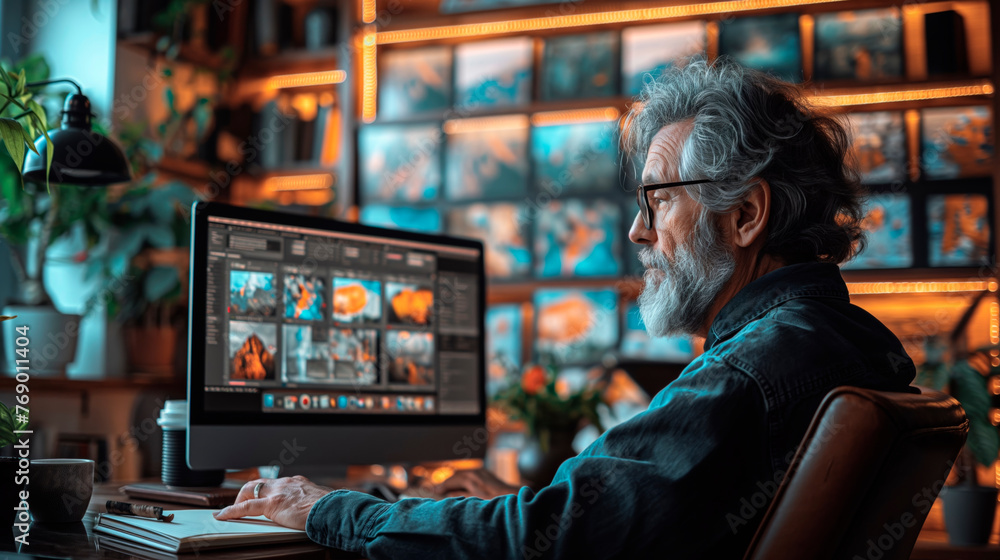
[28,459,95,523]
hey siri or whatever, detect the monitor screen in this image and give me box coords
[187,203,486,469]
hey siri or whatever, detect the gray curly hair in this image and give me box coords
[622,56,867,265]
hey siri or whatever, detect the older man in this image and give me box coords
[214,58,916,558]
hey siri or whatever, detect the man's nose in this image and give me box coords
[629,211,654,245]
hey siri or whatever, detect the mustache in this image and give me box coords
[638,247,670,270]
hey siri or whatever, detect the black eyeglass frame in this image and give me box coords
[635,179,716,229]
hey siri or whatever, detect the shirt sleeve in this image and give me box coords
[306,359,772,559]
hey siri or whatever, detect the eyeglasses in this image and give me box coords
[635,179,716,229]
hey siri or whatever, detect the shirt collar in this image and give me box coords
[704,262,850,350]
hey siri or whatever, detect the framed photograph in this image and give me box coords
[531,121,619,194]
[454,37,533,109]
[542,32,618,101]
[719,13,803,82]
[534,198,622,278]
[445,124,529,200]
[358,124,442,203]
[814,8,903,81]
[921,106,995,180]
[927,194,991,267]
[379,46,452,120]
[229,271,277,317]
[620,303,695,362]
[534,288,619,365]
[842,193,912,270]
[448,204,531,279]
[385,282,434,327]
[332,278,382,324]
[284,273,327,321]
[846,111,906,184]
[621,21,706,97]
[359,205,442,234]
[486,304,522,396]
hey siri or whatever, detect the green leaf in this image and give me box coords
[0,117,26,179]
[144,266,179,301]
[15,69,25,95]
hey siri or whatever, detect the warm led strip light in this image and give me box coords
[362,0,377,24]
[377,0,849,44]
[846,280,997,295]
[810,81,994,107]
[531,107,620,126]
[362,25,378,123]
[264,174,334,191]
[265,70,346,89]
[443,115,529,134]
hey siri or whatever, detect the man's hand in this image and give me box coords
[433,469,519,499]
[213,475,334,530]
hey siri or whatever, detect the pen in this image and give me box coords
[105,500,175,522]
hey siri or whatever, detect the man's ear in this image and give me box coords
[728,180,771,248]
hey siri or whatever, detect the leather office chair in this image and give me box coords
[744,386,968,560]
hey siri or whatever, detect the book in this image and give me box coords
[94,509,307,554]
[121,482,243,508]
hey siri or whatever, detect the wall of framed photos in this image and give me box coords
[357,0,999,384]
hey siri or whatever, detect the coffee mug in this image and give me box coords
[28,459,95,523]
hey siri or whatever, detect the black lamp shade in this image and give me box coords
[22,93,131,186]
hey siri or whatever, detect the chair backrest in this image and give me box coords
[744,386,968,560]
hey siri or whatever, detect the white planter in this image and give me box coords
[2,305,81,377]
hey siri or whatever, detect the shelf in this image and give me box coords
[155,156,212,183]
[118,32,233,72]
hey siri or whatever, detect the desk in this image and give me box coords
[10,481,336,559]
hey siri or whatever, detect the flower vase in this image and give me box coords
[517,428,577,489]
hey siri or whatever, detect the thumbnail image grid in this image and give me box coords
[386,282,435,326]
[386,331,435,387]
[284,273,327,321]
[229,271,277,317]
[229,321,277,381]
[332,278,383,324]
[330,329,379,385]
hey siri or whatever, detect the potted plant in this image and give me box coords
[86,170,197,378]
[493,364,607,488]
[918,332,1000,546]
[0,55,105,376]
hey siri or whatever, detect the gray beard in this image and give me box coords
[637,219,737,337]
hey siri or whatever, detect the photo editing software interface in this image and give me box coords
[201,216,482,417]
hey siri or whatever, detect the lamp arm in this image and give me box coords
[24,78,83,95]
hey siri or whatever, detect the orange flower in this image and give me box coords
[521,365,547,395]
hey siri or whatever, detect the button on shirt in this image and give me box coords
[305,262,917,559]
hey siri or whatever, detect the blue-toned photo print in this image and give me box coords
[928,194,991,267]
[448,204,531,279]
[542,32,618,101]
[921,106,995,180]
[229,271,277,317]
[486,304,522,396]
[719,14,802,82]
[332,278,382,324]
[454,37,533,109]
[534,288,619,365]
[846,111,906,184]
[359,205,442,234]
[842,194,912,270]
[534,199,622,278]
[620,303,695,362]
[379,46,452,120]
[282,324,330,383]
[621,21,706,97]
[359,124,442,202]
[445,124,529,200]
[531,121,618,194]
[814,9,902,81]
[284,273,327,321]
[330,328,379,385]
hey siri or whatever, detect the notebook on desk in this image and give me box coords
[121,481,243,507]
[94,509,308,553]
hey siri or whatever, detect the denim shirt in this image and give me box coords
[306,262,917,558]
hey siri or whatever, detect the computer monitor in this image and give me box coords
[186,202,486,471]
